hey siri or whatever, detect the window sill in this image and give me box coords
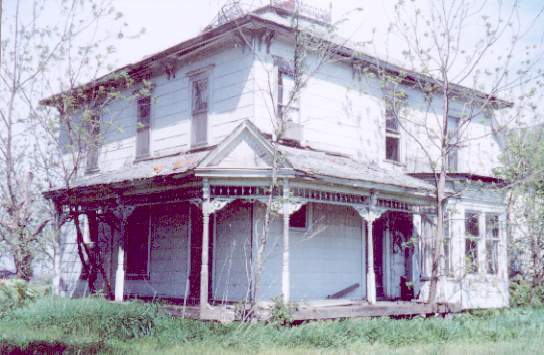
[126,274,150,281]
[384,159,405,167]
[85,168,100,175]
[134,155,152,163]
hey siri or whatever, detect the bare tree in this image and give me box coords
[363,0,544,304]
[0,0,142,288]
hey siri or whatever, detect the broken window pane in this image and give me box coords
[289,205,307,229]
[385,100,399,133]
[465,211,479,238]
[278,71,299,122]
[486,214,500,274]
[192,78,209,147]
[192,78,208,114]
[385,136,400,162]
[136,95,151,158]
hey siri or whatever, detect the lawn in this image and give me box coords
[0,296,543,354]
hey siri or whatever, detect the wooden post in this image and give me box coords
[282,179,290,304]
[200,209,210,313]
[354,192,386,305]
[114,205,134,302]
[199,179,230,317]
[366,215,377,304]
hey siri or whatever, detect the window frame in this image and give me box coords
[190,75,209,148]
[447,116,460,172]
[485,213,500,275]
[125,207,152,280]
[85,112,100,173]
[135,94,152,160]
[277,69,300,123]
[464,210,480,274]
[384,98,402,163]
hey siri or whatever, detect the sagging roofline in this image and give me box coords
[40,5,512,111]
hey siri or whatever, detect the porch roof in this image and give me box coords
[44,121,434,201]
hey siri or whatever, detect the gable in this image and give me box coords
[196,120,293,174]
[208,129,272,169]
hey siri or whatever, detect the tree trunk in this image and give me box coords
[13,239,33,281]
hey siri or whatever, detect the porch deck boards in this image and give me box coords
[161,300,457,322]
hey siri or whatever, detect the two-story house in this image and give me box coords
[43,1,509,321]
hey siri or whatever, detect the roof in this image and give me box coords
[45,120,434,200]
[40,3,512,109]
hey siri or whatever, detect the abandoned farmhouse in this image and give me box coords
[43,2,509,321]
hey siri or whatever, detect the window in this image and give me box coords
[385,99,401,162]
[289,205,307,229]
[447,116,459,172]
[191,77,208,147]
[278,71,299,122]
[465,211,479,273]
[85,112,100,173]
[136,95,151,159]
[126,207,151,279]
[486,214,500,274]
[443,212,452,275]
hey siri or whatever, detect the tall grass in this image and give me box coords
[1,296,543,353]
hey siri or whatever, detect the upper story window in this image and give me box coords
[85,111,100,173]
[126,206,151,279]
[136,95,151,159]
[464,211,480,274]
[278,70,299,122]
[191,77,209,147]
[385,99,400,162]
[447,116,460,172]
[485,213,500,274]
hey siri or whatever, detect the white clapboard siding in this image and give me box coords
[123,203,190,298]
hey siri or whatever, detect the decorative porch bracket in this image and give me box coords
[270,179,305,304]
[198,179,232,316]
[354,192,388,305]
[112,205,135,302]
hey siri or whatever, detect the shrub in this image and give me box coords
[0,279,40,318]
[510,276,544,307]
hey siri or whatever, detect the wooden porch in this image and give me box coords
[161,299,460,323]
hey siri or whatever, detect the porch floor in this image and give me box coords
[160,300,460,322]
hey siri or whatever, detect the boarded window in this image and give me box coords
[486,214,500,274]
[385,99,401,162]
[136,95,151,159]
[289,205,307,229]
[191,78,208,147]
[465,211,479,273]
[85,112,100,173]
[447,116,459,172]
[126,207,150,278]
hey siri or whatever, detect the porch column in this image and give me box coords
[113,205,135,302]
[199,179,231,316]
[277,179,305,305]
[355,192,387,305]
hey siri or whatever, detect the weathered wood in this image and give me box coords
[327,283,360,299]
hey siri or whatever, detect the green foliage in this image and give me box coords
[0,279,40,318]
[269,297,294,326]
[1,297,544,353]
[510,276,544,307]
[4,297,161,339]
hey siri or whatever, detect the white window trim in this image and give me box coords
[187,65,214,148]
